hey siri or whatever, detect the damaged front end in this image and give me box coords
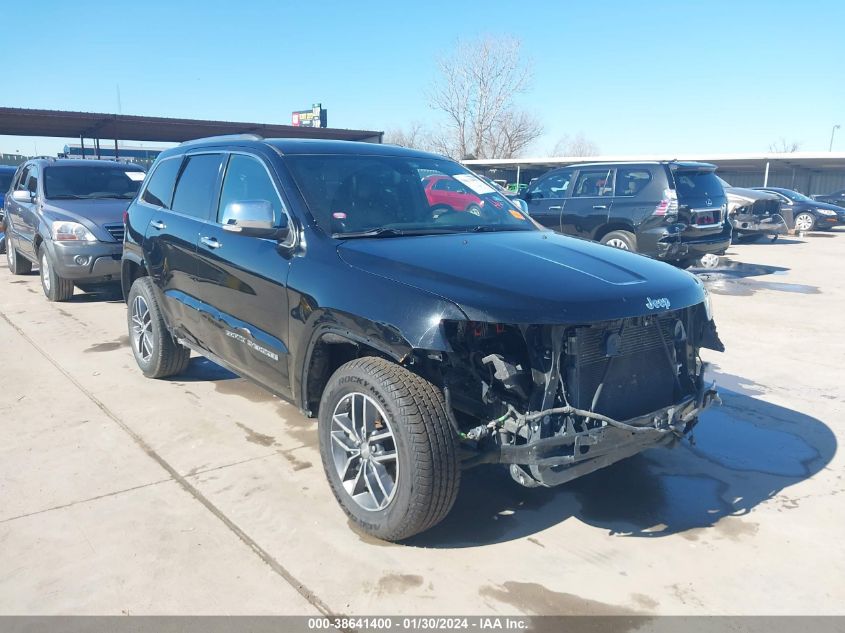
[436,303,724,488]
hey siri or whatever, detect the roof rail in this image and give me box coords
[179,134,264,147]
[31,155,56,161]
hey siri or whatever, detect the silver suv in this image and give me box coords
[4,158,145,300]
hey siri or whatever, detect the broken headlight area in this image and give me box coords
[438,305,724,488]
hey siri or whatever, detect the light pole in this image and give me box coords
[830,124,841,151]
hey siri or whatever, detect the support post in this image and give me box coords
[80,136,85,159]
[516,164,521,187]
[114,138,119,160]
[763,161,770,187]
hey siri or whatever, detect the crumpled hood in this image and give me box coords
[725,187,779,205]
[337,231,706,324]
[42,198,127,242]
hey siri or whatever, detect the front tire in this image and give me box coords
[127,277,190,378]
[6,234,32,275]
[794,212,815,232]
[40,248,74,302]
[318,357,460,541]
[600,230,637,251]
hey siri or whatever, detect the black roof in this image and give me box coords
[566,160,717,170]
[159,136,444,161]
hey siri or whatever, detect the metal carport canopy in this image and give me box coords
[0,107,383,143]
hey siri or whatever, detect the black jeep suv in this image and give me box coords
[4,158,145,300]
[123,136,724,541]
[520,161,732,267]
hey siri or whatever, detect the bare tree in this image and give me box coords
[384,121,433,151]
[427,35,543,159]
[551,133,600,157]
[768,138,802,153]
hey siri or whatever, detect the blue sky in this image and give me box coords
[3,0,844,156]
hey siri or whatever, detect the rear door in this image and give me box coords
[143,153,225,346]
[609,166,660,229]
[671,168,725,238]
[561,167,613,238]
[522,168,573,230]
[192,152,294,395]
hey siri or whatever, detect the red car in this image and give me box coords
[423,175,483,213]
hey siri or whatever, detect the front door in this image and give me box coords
[562,167,614,239]
[522,168,573,230]
[8,165,39,257]
[193,152,293,397]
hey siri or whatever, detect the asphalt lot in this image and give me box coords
[1,231,843,616]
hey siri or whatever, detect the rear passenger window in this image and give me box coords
[217,154,284,224]
[615,169,651,197]
[573,169,613,197]
[142,157,182,208]
[171,154,225,219]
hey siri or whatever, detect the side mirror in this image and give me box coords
[220,200,289,239]
[12,190,34,203]
[513,198,529,214]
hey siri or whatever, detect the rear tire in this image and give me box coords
[465,204,482,216]
[318,357,460,541]
[6,234,33,275]
[127,277,190,378]
[600,230,637,251]
[40,248,75,302]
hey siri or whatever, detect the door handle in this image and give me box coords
[200,236,222,249]
[150,220,166,230]
[592,205,608,210]
[548,206,562,211]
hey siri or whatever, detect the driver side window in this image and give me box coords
[528,169,573,199]
[217,154,285,225]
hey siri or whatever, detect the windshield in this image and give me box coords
[284,155,535,237]
[776,189,813,203]
[716,176,732,188]
[44,166,144,200]
[0,172,13,193]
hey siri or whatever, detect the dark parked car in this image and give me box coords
[4,158,145,300]
[812,188,845,209]
[752,187,845,232]
[519,161,731,267]
[0,164,17,254]
[123,136,723,541]
[717,178,788,240]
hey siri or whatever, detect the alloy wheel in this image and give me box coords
[795,213,814,232]
[605,238,629,250]
[41,252,51,292]
[329,392,398,511]
[131,295,154,362]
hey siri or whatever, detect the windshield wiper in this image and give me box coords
[333,227,461,239]
[468,225,525,233]
[333,227,408,239]
[81,193,132,199]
